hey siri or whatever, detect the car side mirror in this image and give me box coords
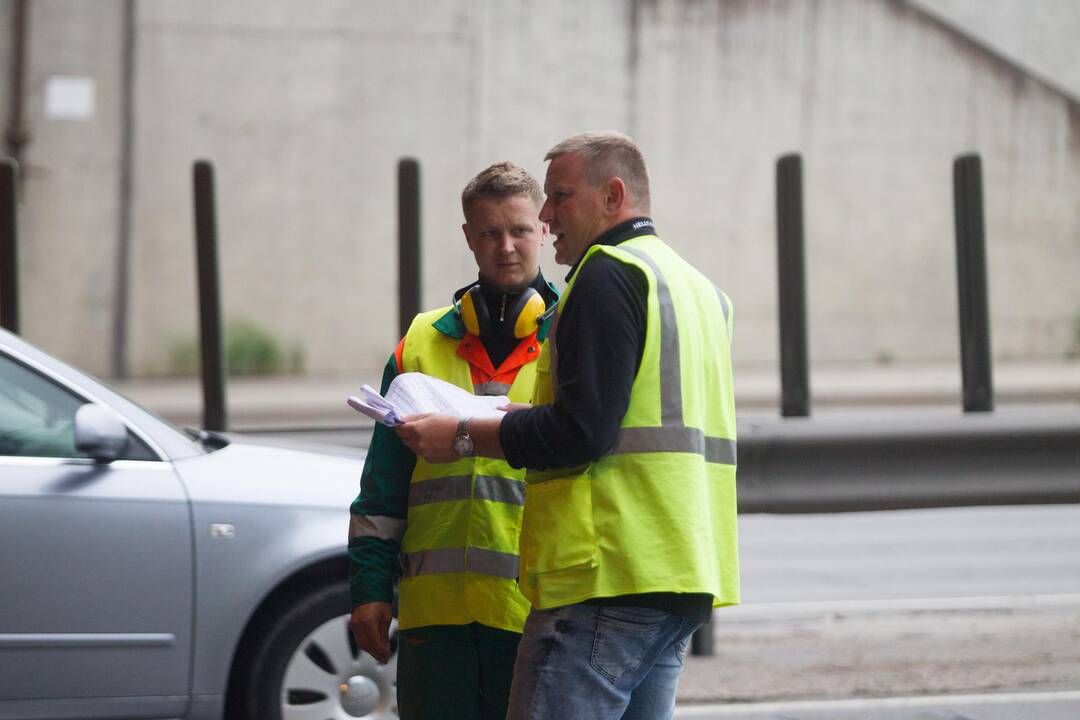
[74,404,129,463]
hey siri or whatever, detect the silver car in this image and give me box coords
[0,328,398,720]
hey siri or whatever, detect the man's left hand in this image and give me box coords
[395,413,461,463]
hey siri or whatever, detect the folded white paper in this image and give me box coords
[347,372,508,426]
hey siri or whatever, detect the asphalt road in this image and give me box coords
[734,503,1080,604]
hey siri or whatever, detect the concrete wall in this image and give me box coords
[4,1,124,375]
[912,0,1080,102]
[636,0,1080,366]
[4,0,1079,378]
[126,0,633,378]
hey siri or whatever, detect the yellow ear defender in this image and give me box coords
[458,287,485,337]
[457,285,546,340]
[512,291,547,339]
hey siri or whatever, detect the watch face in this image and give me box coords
[453,435,474,457]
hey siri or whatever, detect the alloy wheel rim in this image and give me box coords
[280,613,398,719]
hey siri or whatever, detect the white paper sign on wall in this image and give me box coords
[45,76,96,121]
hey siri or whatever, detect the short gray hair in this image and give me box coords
[544,131,651,211]
[461,161,544,218]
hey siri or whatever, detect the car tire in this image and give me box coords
[238,581,398,720]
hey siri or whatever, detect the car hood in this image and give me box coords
[219,431,368,460]
[172,438,364,508]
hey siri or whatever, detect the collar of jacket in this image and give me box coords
[432,272,561,342]
[564,216,656,283]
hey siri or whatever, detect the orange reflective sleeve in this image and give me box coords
[393,337,406,374]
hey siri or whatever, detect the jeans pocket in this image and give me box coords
[675,631,693,667]
[589,606,668,683]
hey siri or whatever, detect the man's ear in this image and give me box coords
[540,222,549,245]
[462,223,475,251]
[604,178,627,214]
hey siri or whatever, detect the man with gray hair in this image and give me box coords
[397,131,740,718]
[349,161,559,719]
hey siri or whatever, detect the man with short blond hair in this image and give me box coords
[349,161,558,719]
[461,161,546,212]
[397,131,739,719]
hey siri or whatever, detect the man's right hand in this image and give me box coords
[350,601,392,664]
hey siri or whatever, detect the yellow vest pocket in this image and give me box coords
[523,474,598,576]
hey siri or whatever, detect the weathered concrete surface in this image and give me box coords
[7,1,124,375]
[677,596,1080,703]
[3,0,1079,376]
[675,691,1080,719]
[912,0,1080,102]
[635,0,1080,367]
[125,0,631,377]
[676,502,1080,703]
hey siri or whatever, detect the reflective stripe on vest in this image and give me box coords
[617,246,736,465]
[401,547,519,580]
[614,426,737,465]
[409,474,525,507]
[475,475,526,504]
[474,381,513,396]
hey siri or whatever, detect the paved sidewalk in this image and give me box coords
[675,503,1080,704]
[112,360,1080,429]
[677,594,1080,705]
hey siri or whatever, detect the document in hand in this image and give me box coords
[347,372,509,427]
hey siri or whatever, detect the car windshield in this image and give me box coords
[100,383,227,454]
[57,366,223,455]
[1,337,225,457]
[0,355,87,457]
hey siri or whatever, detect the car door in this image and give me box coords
[0,350,193,720]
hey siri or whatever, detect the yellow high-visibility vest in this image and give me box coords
[397,306,543,632]
[520,236,740,611]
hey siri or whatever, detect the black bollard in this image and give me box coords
[953,154,994,413]
[690,613,714,657]
[0,158,19,334]
[398,158,422,339]
[111,0,137,379]
[193,160,228,431]
[776,154,810,417]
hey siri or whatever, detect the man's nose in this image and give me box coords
[497,232,516,253]
[539,199,554,224]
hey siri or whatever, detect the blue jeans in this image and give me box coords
[506,603,701,720]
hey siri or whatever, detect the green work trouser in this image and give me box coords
[397,622,521,720]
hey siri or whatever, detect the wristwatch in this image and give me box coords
[452,417,475,457]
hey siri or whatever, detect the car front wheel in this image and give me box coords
[241,582,399,720]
